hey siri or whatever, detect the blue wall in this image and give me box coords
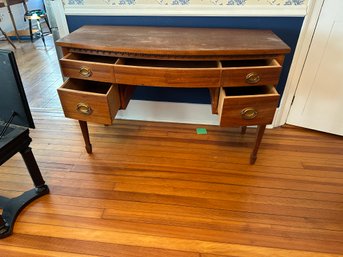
[66,16,303,104]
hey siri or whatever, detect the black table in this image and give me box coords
[0,123,49,238]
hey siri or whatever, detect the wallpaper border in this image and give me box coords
[64,5,307,17]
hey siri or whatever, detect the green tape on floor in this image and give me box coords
[196,128,207,135]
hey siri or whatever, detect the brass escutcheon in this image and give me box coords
[79,66,92,77]
[241,107,257,120]
[245,72,261,84]
[76,103,92,115]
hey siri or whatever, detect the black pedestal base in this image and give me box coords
[1,124,49,239]
[0,185,49,238]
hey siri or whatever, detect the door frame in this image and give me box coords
[274,0,325,127]
[45,0,69,38]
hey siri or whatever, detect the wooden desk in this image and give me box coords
[56,26,290,164]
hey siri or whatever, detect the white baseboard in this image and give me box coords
[269,107,279,129]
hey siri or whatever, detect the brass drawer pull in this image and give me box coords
[241,107,257,120]
[76,103,92,115]
[246,72,261,84]
[79,66,92,77]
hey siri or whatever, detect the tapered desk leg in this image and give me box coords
[250,124,266,165]
[79,120,92,154]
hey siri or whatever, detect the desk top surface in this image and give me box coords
[57,26,290,57]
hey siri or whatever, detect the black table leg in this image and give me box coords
[28,20,33,42]
[20,146,45,189]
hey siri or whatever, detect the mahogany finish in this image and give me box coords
[57,26,290,58]
[114,59,221,88]
[60,53,117,83]
[218,86,280,127]
[220,59,282,87]
[57,79,120,125]
[56,25,290,164]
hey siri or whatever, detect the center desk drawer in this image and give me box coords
[57,79,120,125]
[221,59,282,87]
[114,58,221,87]
[60,53,117,83]
[219,85,279,127]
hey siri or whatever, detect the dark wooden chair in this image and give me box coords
[0,49,49,238]
[0,123,49,238]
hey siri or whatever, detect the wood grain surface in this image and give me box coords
[0,36,342,257]
[57,26,290,57]
[0,109,342,256]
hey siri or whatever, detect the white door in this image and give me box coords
[44,0,69,38]
[43,0,69,59]
[287,0,343,136]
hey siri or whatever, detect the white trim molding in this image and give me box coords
[274,0,325,127]
[50,0,70,38]
[64,5,307,17]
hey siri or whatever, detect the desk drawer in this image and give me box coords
[114,58,221,87]
[219,85,279,127]
[57,79,120,125]
[60,53,117,83]
[221,59,281,87]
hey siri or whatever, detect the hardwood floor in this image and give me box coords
[0,38,343,257]
[0,36,63,109]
